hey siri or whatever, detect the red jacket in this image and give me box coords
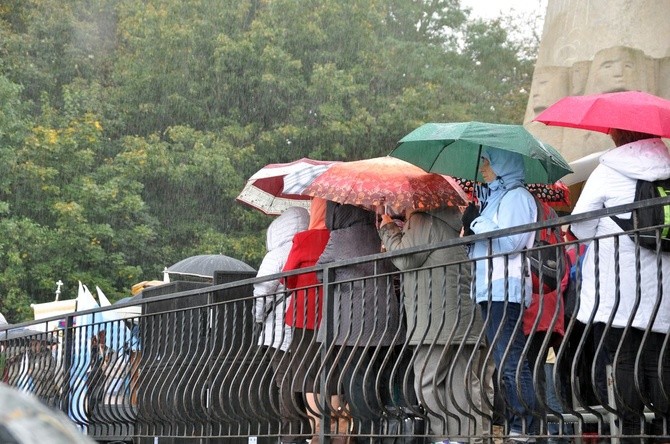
[283,228,330,330]
[523,203,569,339]
[523,200,569,339]
[523,270,568,338]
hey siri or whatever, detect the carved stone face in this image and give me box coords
[524,0,670,172]
[586,46,647,94]
[529,66,568,116]
[569,61,591,95]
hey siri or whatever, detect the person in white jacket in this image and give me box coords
[570,129,670,442]
[253,206,310,443]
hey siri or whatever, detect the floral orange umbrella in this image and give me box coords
[301,156,469,211]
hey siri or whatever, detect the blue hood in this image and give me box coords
[477,147,526,210]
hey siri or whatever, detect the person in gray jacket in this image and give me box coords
[379,206,494,443]
[316,202,405,440]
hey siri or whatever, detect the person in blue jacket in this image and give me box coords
[461,147,538,443]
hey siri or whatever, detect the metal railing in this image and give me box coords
[2,197,670,444]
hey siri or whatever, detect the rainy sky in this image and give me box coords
[462,0,547,20]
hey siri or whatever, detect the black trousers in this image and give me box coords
[272,349,310,443]
[603,326,670,443]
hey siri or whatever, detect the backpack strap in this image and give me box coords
[610,179,641,232]
[492,183,527,219]
[493,186,541,252]
[659,185,670,240]
[610,178,670,233]
[532,195,546,237]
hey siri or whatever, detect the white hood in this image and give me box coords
[265,206,309,251]
[599,138,670,182]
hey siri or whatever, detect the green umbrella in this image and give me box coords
[389,121,573,184]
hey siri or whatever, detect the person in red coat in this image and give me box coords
[522,199,569,439]
[283,198,329,331]
[283,198,345,444]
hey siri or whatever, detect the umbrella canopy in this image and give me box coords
[167,254,255,280]
[389,121,572,184]
[282,162,339,195]
[534,91,670,137]
[0,327,58,343]
[236,158,337,215]
[301,156,469,211]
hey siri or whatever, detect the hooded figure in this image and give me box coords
[464,147,538,439]
[316,202,403,347]
[315,202,404,434]
[571,137,670,332]
[468,147,537,306]
[253,206,310,351]
[253,206,311,444]
[379,206,493,440]
[570,134,670,440]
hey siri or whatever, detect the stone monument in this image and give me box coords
[524,0,670,163]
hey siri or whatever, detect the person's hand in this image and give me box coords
[379,213,394,228]
[461,202,479,236]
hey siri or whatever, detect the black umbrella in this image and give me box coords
[166,254,255,280]
[0,327,58,343]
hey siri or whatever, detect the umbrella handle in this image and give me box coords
[374,204,384,229]
[474,145,482,182]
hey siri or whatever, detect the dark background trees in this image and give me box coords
[0,0,539,321]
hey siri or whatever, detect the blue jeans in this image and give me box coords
[545,363,572,438]
[480,302,536,435]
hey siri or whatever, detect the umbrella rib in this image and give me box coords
[427,143,448,173]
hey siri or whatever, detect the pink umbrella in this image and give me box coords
[534,90,670,137]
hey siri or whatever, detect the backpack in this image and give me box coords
[528,196,566,293]
[610,178,670,252]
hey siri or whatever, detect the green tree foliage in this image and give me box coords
[459,18,535,123]
[0,88,156,319]
[0,0,535,322]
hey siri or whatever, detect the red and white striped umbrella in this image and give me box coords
[236,158,337,215]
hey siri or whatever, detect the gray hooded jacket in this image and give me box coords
[379,206,483,346]
[316,203,404,346]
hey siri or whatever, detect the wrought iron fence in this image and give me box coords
[1,197,670,444]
